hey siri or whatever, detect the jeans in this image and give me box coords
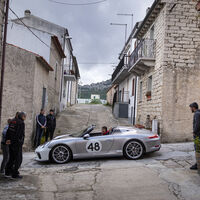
[35,127,44,147]
[5,144,23,177]
[45,128,55,142]
[0,143,9,173]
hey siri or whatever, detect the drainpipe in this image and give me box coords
[133,76,138,125]
[66,54,72,106]
[0,0,9,128]
[59,29,67,104]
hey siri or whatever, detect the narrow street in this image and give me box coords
[0,105,200,200]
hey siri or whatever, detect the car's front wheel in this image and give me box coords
[123,140,144,160]
[50,145,72,164]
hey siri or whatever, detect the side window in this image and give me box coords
[139,81,143,102]
[150,25,154,40]
[55,62,58,80]
[132,79,135,96]
[147,76,152,92]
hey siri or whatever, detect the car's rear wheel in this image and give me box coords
[50,145,72,164]
[123,140,144,160]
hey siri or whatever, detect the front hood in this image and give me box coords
[54,134,74,140]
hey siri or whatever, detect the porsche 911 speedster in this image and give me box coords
[35,125,161,164]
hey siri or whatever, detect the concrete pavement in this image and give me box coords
[0,142,199,200]
[0,105,200,200]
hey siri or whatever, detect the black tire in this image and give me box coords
[50,144,72,164]
[123,140,144,160]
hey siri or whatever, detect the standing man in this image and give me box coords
[0,118,11,174]
[5,112,26,179]
[35,109,46,147]
[189,102,200,170]
[46,109,56,142]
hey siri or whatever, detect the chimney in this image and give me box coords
[24,10,31,17]
[146,7,151,15]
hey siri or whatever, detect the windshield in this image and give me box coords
[69,126,94,137]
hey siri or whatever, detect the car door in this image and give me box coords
[75,134,114,158]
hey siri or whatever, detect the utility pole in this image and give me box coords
[0,0,9,128]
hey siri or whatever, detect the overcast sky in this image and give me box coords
[10,0,154,85]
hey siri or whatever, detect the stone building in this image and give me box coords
[112,0,200,142]
[7,10,80,112]
[1,44,54,150]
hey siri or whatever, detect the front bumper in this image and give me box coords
[35,145,51,161]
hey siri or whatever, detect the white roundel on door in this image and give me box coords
[86,140,102,153]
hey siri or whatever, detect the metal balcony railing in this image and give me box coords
[129,39,156,68]
[112,56,126,82]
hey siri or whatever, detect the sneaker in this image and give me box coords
[11,175,23,179]
[4,173,11,178]
[190,163,198,170]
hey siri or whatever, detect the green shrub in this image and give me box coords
[90,99,102,104]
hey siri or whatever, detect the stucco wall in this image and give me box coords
[48,39,62,114]
[161,0,200,142]
[0,0,5,74]
[1,45,36,150]
[32,59,50,143]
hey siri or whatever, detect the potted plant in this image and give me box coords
[194,137,200,174]
[146,91,151,100]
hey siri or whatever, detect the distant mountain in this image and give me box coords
[78,79,112,100]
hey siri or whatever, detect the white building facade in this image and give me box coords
[7,10,80,112]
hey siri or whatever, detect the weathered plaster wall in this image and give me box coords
[1,45,35,150]
[48,40,62,114]
[0,0,5,75]
[161,0,200,142]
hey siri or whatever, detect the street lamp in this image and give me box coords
[110,23,127,44]
[117,13,134,30]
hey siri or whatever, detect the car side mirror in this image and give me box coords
[83,134,90,140]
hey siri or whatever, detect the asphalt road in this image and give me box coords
[0,105,200,200]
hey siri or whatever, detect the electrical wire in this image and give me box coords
[9,7,50,48]
[79,62,116,65]
[48,0,107,6]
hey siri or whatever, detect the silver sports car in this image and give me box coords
[35,125,161,164]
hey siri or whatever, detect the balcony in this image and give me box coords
[128,39,156,75]
[112,56,129,84]
[64,65,76,81]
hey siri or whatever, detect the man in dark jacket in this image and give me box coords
[35,109,46,147]
[5,112,26,179]
[189,102,200,170]
[45,109,56,142]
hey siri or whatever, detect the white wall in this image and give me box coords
[7,22,51,62]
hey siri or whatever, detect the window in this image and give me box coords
[132,79,135,96]
[150,25,154,40]
[147,76,152,92]
[42,88,47,109]
[122,88,124,102]
[55,62,58,80]
[139,81,143,102]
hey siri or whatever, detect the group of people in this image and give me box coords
[0,109,56,179]
[0,112,26,179]
[35,109,56,147]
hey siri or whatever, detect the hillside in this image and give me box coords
[78,79,111,100]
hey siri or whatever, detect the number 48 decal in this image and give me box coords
[86,140,102,152]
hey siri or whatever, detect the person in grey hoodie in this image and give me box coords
[0,119,11,174]
[189,102,200,170]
